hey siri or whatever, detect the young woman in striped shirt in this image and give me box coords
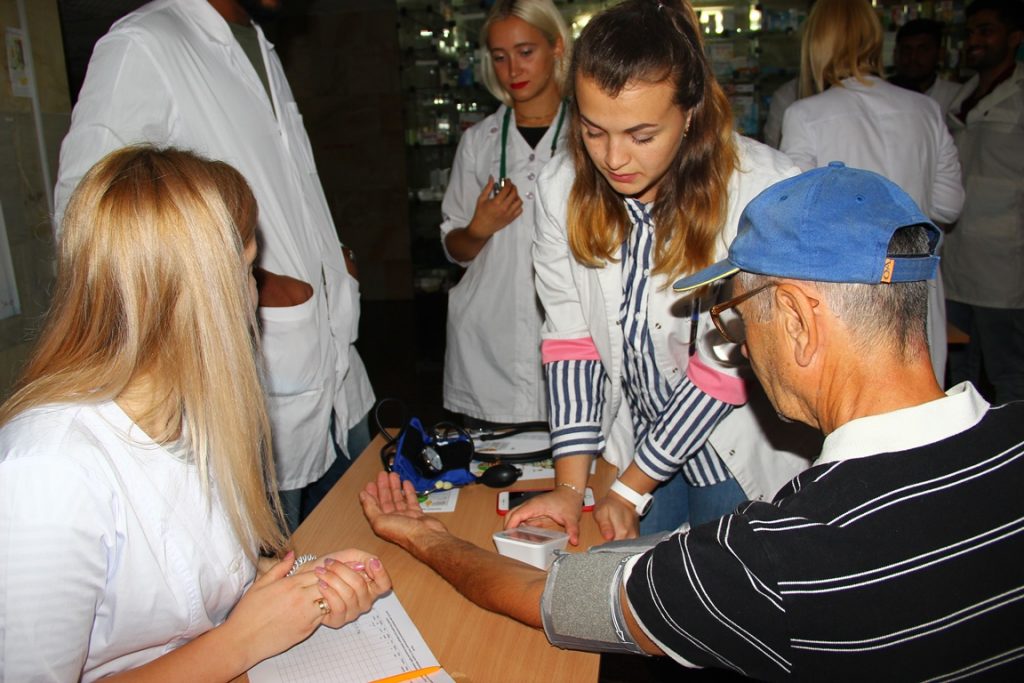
[505,0,814,543]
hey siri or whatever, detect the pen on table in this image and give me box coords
[369,665,442,683]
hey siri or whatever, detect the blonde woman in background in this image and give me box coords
[0,147,390,681]
[440,0,571,426]
[781,0,963,385]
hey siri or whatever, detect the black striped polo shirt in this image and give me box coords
[625,399,1024,680]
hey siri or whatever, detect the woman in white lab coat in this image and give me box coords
[781,0,964,384]
[0,148,390,681]
[440,0,572,424]
[504,0,814,544]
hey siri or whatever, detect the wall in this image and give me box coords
[277,0,412,301]
[0,0,68,398]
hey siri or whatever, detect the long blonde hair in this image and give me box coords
[478,0,573,107]
[566,0,738,280]
[799,0,884,98]
[0,146,286,559]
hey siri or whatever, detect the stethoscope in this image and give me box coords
[498,99,568,181]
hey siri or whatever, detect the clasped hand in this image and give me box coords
[467,176,523,240]
[224,546,391,669]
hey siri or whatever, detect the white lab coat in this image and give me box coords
[533,139,819,502]
[440,104,567,422]
[0,402,253,681]
[943,63,1024,309]
[926,77,964,119]
[763,77,798,149]
[53,0,373,489]
[781,75,964,383]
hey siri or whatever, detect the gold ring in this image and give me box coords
[315,597,330,616]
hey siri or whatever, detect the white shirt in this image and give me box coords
[818,382,988,464]
[781,76,963,223]
[926,77,963,119]
[534,138,820,501]
[0,402,254,681]
[780,75,964,384]
[943,63,1024,309]
[53,0,373,488]
[763,78,798,149]
[440,104,567,422]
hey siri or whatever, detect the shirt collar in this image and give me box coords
[817,382,989,465]
[188,0,273,50]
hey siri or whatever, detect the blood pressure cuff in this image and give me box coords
[541,549,649,655]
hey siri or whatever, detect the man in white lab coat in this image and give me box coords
[889,18,963,118]
[944,0,1024,404]
[54,0,375,529]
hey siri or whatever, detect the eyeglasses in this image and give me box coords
[708,283,776,344]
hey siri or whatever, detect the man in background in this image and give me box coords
[890,18,962,117]
[54,0,375,529]
[944,0,1024,403]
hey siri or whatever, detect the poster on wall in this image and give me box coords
[5,28,31,98]
[0,202,22,320]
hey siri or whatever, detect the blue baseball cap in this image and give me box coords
[672,162,941,292]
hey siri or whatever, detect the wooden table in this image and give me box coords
[285,435,615,682]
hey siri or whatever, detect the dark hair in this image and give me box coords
[896,18,945,45]
[566,0,738,279]
[966,0,1024,30]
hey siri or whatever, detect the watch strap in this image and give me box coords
[610,480,654,517]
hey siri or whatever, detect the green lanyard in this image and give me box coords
[499,100,568,180]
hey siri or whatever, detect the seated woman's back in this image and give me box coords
[0,147,391,682]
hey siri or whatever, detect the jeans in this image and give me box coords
[946,300,1024,404]
[638,470,747,534]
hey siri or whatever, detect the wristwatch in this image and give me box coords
[610,480,654,517]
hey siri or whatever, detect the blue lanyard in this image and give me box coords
[499,100,568,180]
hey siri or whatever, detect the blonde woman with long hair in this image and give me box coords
[781,0,963,385]
[0,147,390,681]
[505,0,814,543]
[440,0,571,425]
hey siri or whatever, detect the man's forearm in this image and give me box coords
[404,527,547,627]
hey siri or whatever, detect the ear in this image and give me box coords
[773,283,820,368]
[1011,27,1024,51]
[553,35,566,60]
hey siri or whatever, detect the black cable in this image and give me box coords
[375,398,408,472]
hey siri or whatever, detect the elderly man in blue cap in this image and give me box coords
[360,163,1024,680]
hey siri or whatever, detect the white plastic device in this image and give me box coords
[492,525,569,570]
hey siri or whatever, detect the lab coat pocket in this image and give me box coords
[977,106,1021,133]
[962,175,1022,243]
[260,291,332,488]
[259,296,320,395]
[265,386,331,489]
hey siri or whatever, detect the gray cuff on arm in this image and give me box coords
[541,550,648,655]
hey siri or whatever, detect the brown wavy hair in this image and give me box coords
[567,0,738,280]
